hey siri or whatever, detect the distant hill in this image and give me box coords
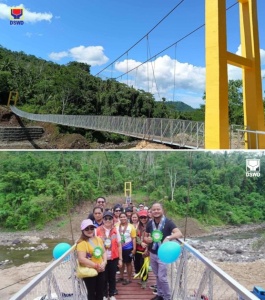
[162,101,195,112]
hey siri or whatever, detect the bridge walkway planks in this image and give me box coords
[115,272,156,300]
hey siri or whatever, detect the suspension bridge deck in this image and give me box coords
[10,106,205,149]
[115,273,156,300]
[10,241,258,300]
[10,106,249,149]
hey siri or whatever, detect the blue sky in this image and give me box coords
[0,0,265,108]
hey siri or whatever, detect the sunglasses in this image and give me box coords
[84,226,95,231]
[139,216,147,219]
[104,217,113,221]
[115,210,121,212]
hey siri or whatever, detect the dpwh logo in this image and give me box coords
[246,159,260,177]
[10,8,24,25]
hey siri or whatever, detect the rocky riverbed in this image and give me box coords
[0,222,264,266]
[189,235,265,262]
[188,223,265,263]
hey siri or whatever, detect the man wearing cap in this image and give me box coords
[96,211,122,300]
[76,219,107,300]
[144,202,183,300]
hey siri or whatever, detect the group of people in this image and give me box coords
[76,197,183,300]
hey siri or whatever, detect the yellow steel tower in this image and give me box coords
[124,182,132,204]
[205,0,265,149]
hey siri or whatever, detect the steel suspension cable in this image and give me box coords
[114,23,205,80]
[114,1,238,81]
[147,39,161,101]
[95,0,186,77]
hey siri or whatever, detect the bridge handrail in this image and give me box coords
[9,239,259,300]
[9,244,87,300]
[179,240,258,300]
[236,128,265,149]
[10,106,205,149]
[236,129,265,135]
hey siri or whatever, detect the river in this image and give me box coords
[0,227,264,269]
[0,238,73,269]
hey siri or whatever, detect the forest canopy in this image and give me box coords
[0,151,264,230]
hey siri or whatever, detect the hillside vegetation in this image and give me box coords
[0,151,264,230]
[0,46,206,144]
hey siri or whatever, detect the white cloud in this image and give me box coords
[112,55,205,107]
[0,3,52,23]
[228,64,242,80]
[112,46,265,107]
[0,3,9,19]
[49,45,109,66]
[115,55,205,94]
[260,49,265,65]
[49,51,68,61]
[114,55,205,107]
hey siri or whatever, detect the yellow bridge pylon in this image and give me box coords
[124,181,132,204]
[7,91,19,107]
[205,0,264,149]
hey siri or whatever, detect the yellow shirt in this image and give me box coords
[76,237,104,264]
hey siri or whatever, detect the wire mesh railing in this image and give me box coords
[10,106,205,149]
[9,245,87,300]
[9,240,259,300]
[13,106,265,149]
[169,241,258,300]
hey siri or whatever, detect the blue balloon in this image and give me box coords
[53,243,71,259]
[158,241,182,264]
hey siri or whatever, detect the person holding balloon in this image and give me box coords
[144,202,183,300]
[76,219,107,300]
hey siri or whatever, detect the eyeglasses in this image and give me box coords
[104,217,113,221]
[84,227,95,231]
[139,216,147,219]
[115,210,121,212]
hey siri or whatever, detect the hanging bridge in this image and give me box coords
[10,106,205,149]
[5,0,265,149]
[10,106,249,149]
[9,240,258,300]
